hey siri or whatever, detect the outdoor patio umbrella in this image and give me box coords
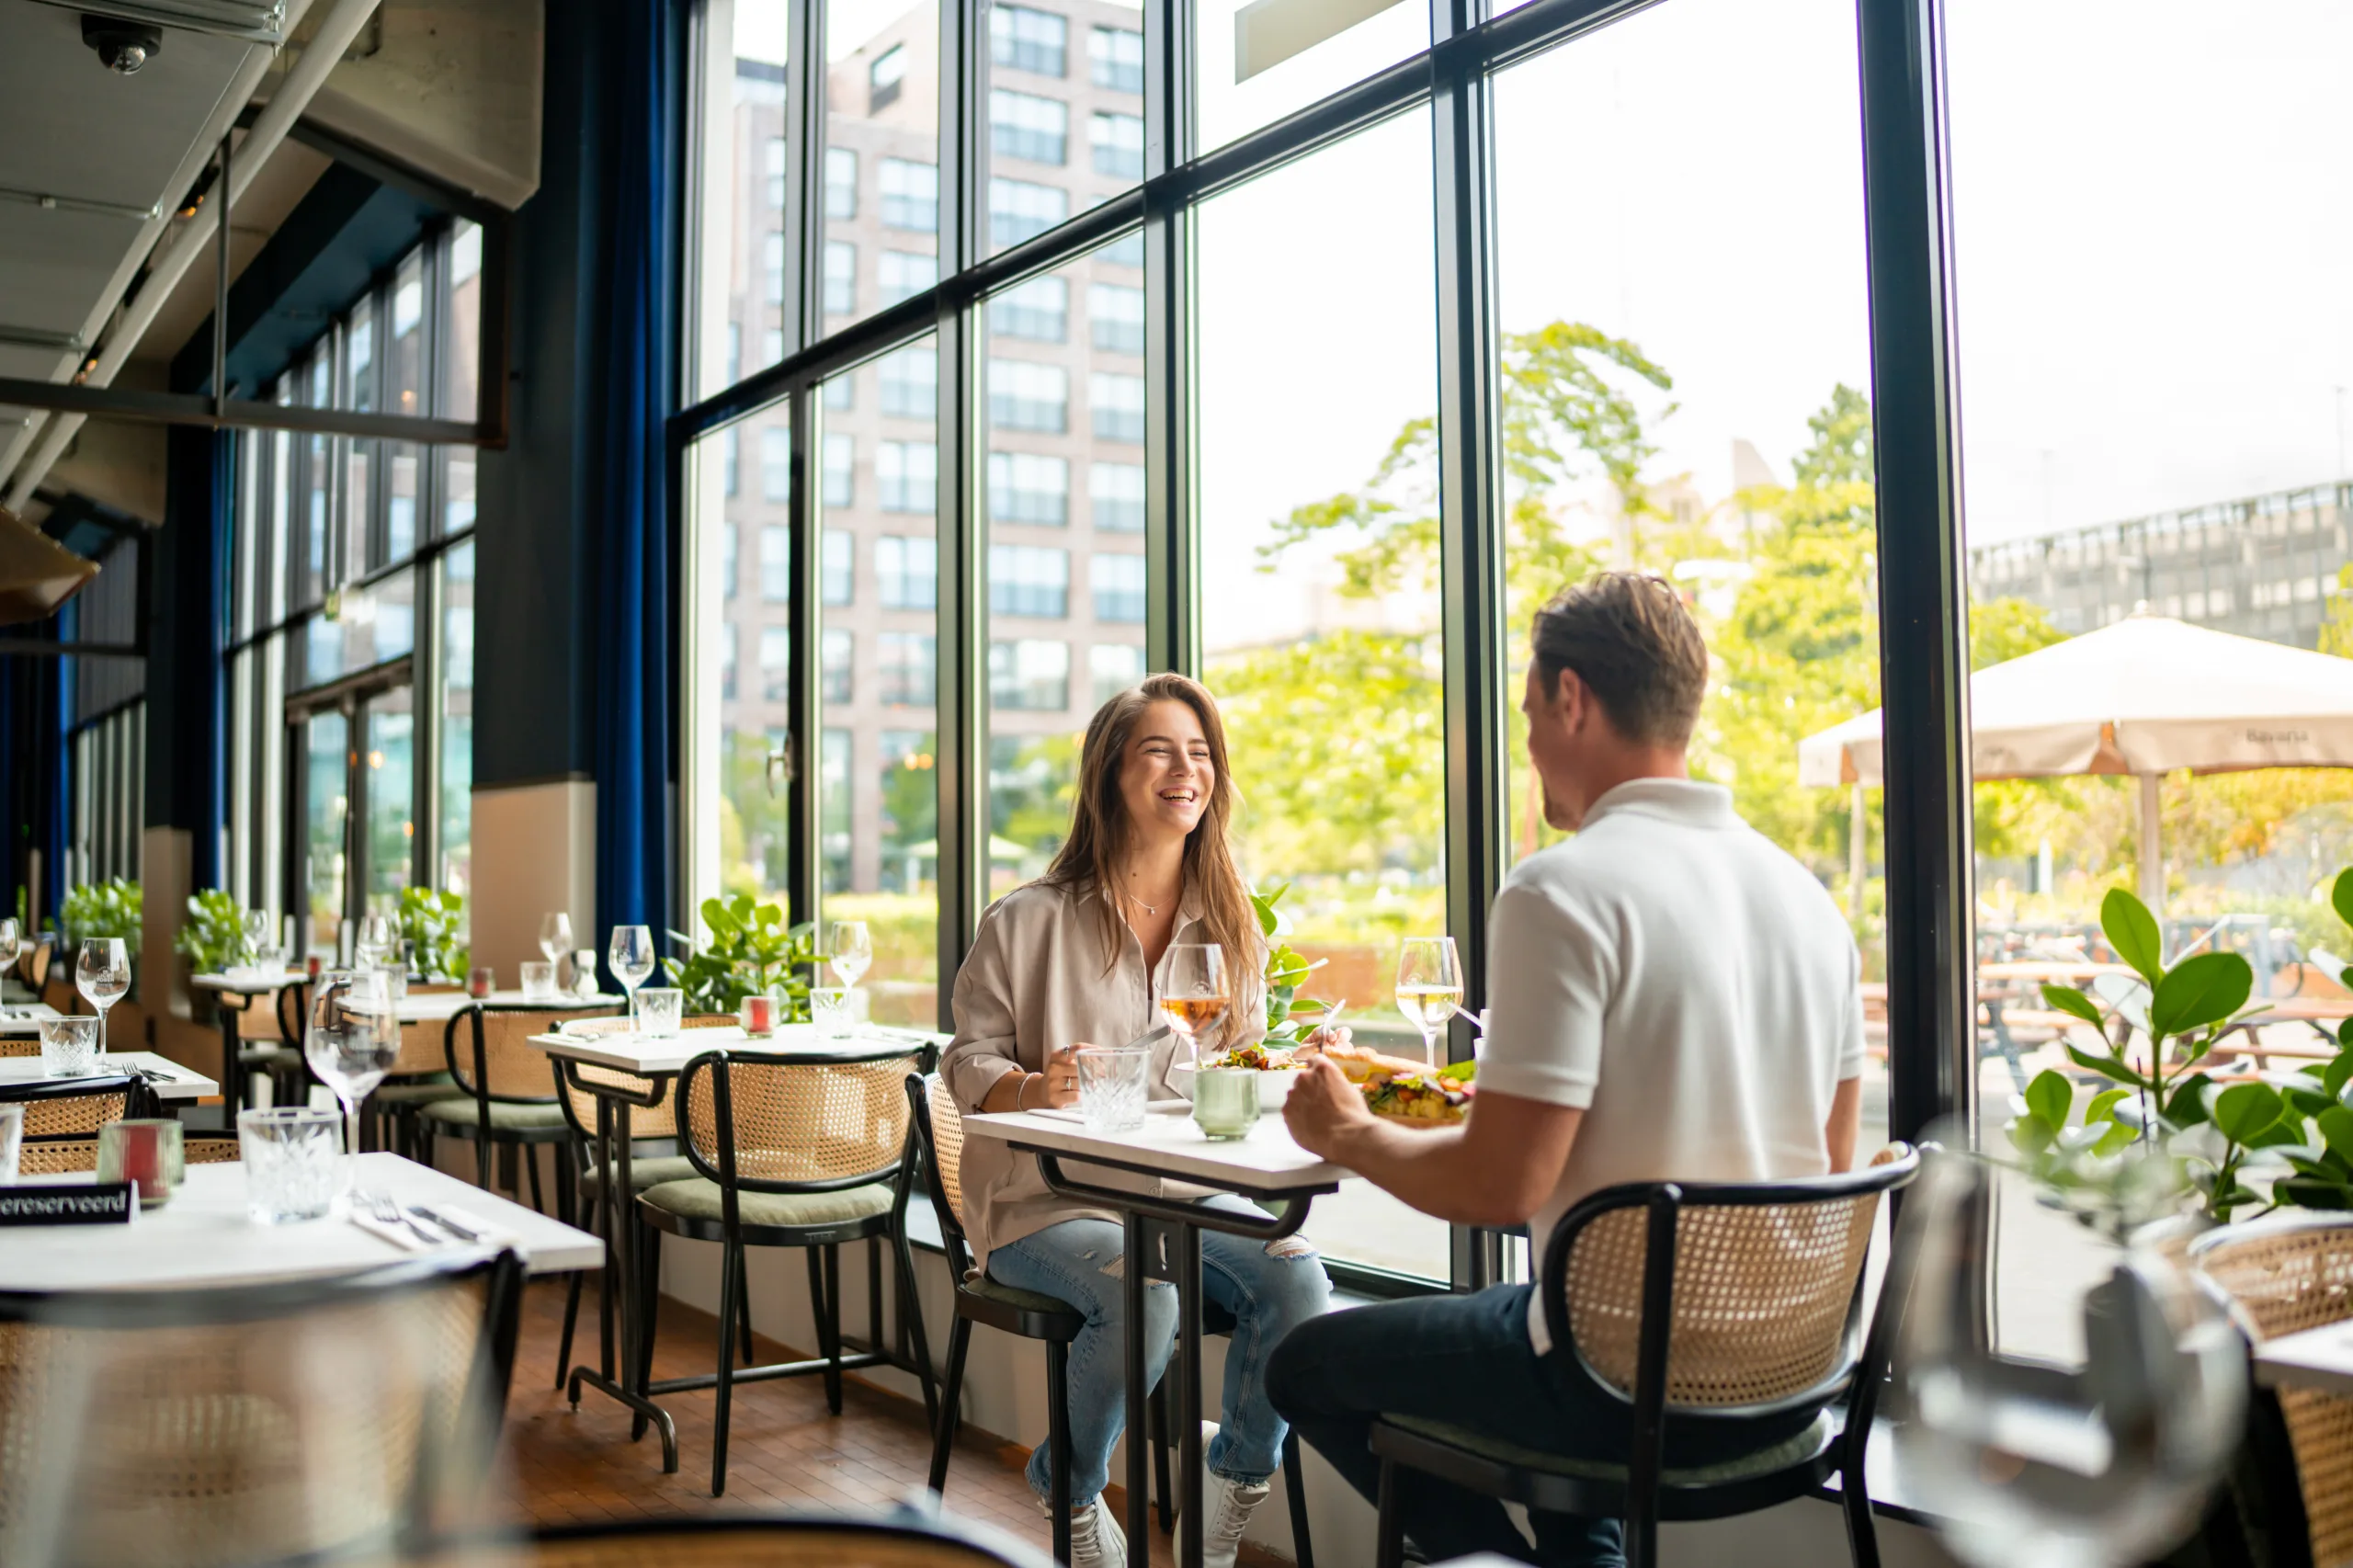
[1797,610,2353,911]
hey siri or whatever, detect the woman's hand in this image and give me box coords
[1033,1043,1083,1108]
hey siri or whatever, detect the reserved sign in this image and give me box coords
[0,1183,135,1226]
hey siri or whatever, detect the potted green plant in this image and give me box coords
[173,888,252,1024]
[396,887,470,983]
[2006,878,2353,1235]
[61,876,142,992]
[665,893,819,1018]
[1250,882,1340,1050]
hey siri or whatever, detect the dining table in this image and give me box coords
[2252,1317,2353,1399]
[0,1150,599,1292]
[0,1049,217,1103]
[961,1102,1355,1568]
[0,1002,68,1035]
[192,969,310,1114]
[528,1018,947,1472]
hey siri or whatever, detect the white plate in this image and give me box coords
[1165,1062,1302,1111]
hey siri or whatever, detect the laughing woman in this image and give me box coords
[939,672,1332,1568]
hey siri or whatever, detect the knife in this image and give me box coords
[409,1204,484,1243]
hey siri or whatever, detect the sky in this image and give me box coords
[729,0,2353,618]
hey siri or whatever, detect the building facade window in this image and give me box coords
[1090,111,1143,180]
[1091,461,1145,531]
[989,639,1070,710]
[762,231,783,303]
[761,626,792,701]
[1088,282,1144,356]
[824,240,856,316]
[868,43,906,114]
[990,177,1067,249]
[760,427,790,502]
[822,528,854,606]
[1089,372,1145,443]
[878,441,938,514]
[877,535,938,610]
[880,249,936,306]
[1090,641,1145,705]
[766,136,788,209]
[992,89,1069,167]
[1092,552,1146,623]
[760,527,790,601]
[992,4,1067,77]
[988,451,1070,526]
[823,431,855,509]
[878,631,938,706]
[880,158,939,232]
[990,275,1068,343]
[824,145,858,219]
[820,627,853,703]
[990,543,1070,619]
[1089,25,1142,94]
[880,346,938,417]
[990,359,1069,432]
[721,522,738,598]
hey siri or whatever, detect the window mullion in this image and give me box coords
[1142,0,1195,675]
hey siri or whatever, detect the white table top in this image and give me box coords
[2256,1320,2353,1398]
[192,970,306,995]
[0,1003,64,1037]
[0,1050,217,1101]
[0,1152,599,1290]
[395,989,624,1024]
[529,1021,947,1075]
[963,1104,1356,1194]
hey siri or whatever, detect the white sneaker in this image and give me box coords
[1038,1493,1127,1568]
[1198,1470,1271,1568]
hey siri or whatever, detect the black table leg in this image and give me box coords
[215,996,242,1126]
[1176,1221,1205,1568]
[1124,1210,1149,1568]
[566,1084,676,1473]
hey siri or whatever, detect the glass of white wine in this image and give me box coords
[1395,936,1463,1070]
[1158,944,1230,1064]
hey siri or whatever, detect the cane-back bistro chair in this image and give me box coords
[0,1249,526,1568]
[636,1041,935,1496]
[367,985,472,1158]
[1368,1144,1921,1568]
[0,1070,151,1141]
[16,1133,242,1175]
[420,1002,621,1214]
[2192,1214,2353,1568]
[549,1013,736,1392]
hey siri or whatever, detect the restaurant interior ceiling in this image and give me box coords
[0,0,540,547]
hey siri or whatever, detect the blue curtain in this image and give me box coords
[591,0,679,944]
[194,429,231,892]
[49,600,73,918]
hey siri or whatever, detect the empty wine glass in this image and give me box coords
[829,921,872,989]
[0,917,19,978]
[306,969,400,1206]
[240,909,271,968]
[1395,936,1463,1070]
[540,912,574,967]
[354,913,395,971]
[609,925,656,1030]
[75,937,130,1058]
[1157,944,1230,1064]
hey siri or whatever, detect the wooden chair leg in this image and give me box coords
[1282,1427,1314,1568]
[711,1233,740,1497]
[1047,1338,1074,1564]
[1375,1455,1404,1568]
[927,1315,972,1494]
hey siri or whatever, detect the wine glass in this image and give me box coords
[241,909,272,969]
[1395,936,1463,1070]
[0,917,19,981]
[828,921,872,990]
[609,925,656,1029]
[1157,943,1230,1064]
[306,969,400,1205]
[75,937,130,1058]
[354,913,395,971]
[540,912,574,968]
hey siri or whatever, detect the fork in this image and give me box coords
[369,1191,444,1247]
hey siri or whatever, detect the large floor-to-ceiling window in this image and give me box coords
[223,222,483,960]
[676,0,1982,1293]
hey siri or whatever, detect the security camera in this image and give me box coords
[82,16,164,74]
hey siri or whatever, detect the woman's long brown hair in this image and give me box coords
[1040,674,1261,1018]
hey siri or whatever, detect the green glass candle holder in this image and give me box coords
[1190,1067,1260,1141]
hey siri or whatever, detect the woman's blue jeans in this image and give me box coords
[986,1198,1332,1506]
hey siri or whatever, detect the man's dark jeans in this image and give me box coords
[1265,1284,1821,1567]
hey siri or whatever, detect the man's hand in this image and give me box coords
[1283,1055,1375,1157]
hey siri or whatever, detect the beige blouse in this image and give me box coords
[939,879,1266,1267]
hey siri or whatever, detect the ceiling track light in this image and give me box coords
[0,327,86,354]
[0,185,160,223]
[28,0,286,46]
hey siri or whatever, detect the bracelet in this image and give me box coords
[1016,1074,1034,1112]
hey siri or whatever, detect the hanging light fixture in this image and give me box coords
[0,506,99,625]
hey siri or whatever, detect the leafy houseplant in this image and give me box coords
[665,893,818,1018]
[397,888,469,983]
[174,888,252,973]
[63,877,141,950]
[1250,883,1339,1050]
[2008,878,2353,1233]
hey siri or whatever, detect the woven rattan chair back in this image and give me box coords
[449,1006,622,1102]
[923,1074,967,1232]
[17,1134,242,1176]
[0,1038,33,1059]
[550,1016,733,1141]
[0,1250,525,1568]
[680,1046,921,1192]
[2194,1217,2353,1568]
[392,1016,449,1076]
[0,1074,138,1140]
[1552,1144,1913,1413]
[20,938,51,992]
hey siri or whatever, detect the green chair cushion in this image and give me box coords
[582,1154,699,1195]
[1381,1410,1833,1487]
[420,1097,571,1131]
[637,1176,894,1230]
[372,1074,460,1106]
[965,1271,1083,1318]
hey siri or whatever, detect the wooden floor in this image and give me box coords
[499,1277,1187,1563]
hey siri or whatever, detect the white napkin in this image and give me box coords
[349,1210,445,1252]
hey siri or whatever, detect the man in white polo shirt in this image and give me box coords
[1268,570,1864,1567]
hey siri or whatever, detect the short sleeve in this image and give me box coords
[1836,941,1866,1083]
[1476,874,1616,1110]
